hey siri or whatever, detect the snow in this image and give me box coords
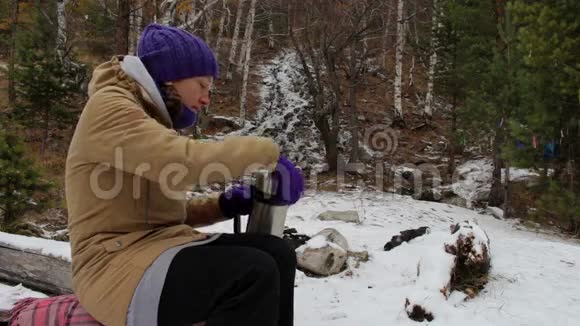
[485,206,505,219]
[452,159,545,207]
[296,234,347,254]
[200,191,580,325]
[1,192,580,325]
[228,51,326,169]
[0,231,71,261]
[0,284,47,313]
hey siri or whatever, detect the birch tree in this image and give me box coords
[381,1,393,69]
[129,0,144,55]
[8,0,19,106]
[213,0,229,61]
[226,0,246,81]
[267,6,275,49]
[424,0,439,123]
[56,0,70,60]
[160,0,178,25]
[236,0,256,77]
[393,0,405,124]
[203,0,214,42]
[239,0,257,125]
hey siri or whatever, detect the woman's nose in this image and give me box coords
[199,95,210,106]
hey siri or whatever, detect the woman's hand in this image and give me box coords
[263,156,305,206]
[218,184,253,218]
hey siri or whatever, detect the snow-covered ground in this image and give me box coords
[1,192,579,324]
[201,192,580,326]
[0,284,47,313]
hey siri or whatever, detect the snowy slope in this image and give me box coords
[227,51,326,170]
[199,192,580,326]
[2,193,579,325]
[452,159,546,207]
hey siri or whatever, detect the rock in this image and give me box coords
[441,196,468,208]
[347,250,370,268]
[296,228,349,276]
[484,206,504,220]
[315,228,349,251]
[317,210,361,224]
[415,187,441,202]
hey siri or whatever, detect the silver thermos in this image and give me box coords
[233,170,289,237]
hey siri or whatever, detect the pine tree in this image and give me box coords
[506,0,580,229]
[434,0,496,180]
[12,6,85,157]
[0,129,52,229]
[462,6,524,212]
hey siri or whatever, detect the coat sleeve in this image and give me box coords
[184,193,226,228]
[79,88,280,190]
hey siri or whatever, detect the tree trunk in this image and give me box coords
[161,0,177,26]
[116,0,131,54]
[154,0,158,23]
[489,0,507,207]
[8,0,19,107]
[488,129,504,207]
[0,242,72,295]
[407,0,417,88]
[424,0,438,123]
[393,0,405,123]
[214,0,228,60]
[315,115,339,172]
[239,0,257,126]
[268,7,275,49]
[447,94,457,180]
[236,1,254,77]
[56,0,68,60]
[42,107,49,159]
[382,1,393,69]
[129,0,143,55]
[204,2,214,43]
[226,0,246,81]
[349,46,360,163]
[503,161,511,218]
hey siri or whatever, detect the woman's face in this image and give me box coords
[171,76,213,111]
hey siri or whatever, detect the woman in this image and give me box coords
[65,24,303,326]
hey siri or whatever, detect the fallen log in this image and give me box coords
[404,221,491,322]
[0,243,72,296]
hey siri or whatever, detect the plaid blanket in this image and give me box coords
[9,295,208,326]
[9,295,102,326]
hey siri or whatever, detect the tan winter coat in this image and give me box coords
[65,56,279,326]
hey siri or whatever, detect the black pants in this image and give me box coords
[158,233,296,326]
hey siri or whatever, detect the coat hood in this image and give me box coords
[87,55,173,128]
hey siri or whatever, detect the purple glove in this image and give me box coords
[218,184,253,218]
[259,156,304,205]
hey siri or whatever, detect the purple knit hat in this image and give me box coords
[137,23,219,83]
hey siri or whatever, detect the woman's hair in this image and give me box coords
[160,83,182,122]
